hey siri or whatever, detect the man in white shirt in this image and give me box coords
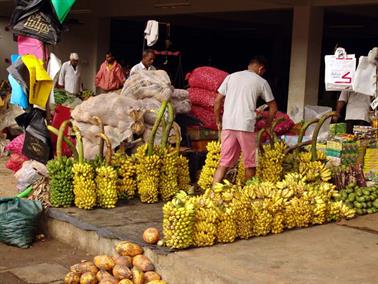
[130,49,156,76]
[58,53,81,95]
[333,90,371,134]
[213,56,277,184]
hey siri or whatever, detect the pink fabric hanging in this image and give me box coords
[17,35,46,60]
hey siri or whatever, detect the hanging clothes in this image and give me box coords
[47,53,62,106]
[17,35,45,60]
[50,0,76,23]
[144,20,159,47]
[21,54,53,109]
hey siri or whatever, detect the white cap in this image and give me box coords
[70,53,79,60]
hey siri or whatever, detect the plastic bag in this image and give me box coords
[186,66,228,92]
[304,105,332,140]
[5,134,25,155]
[172,98,191,114]
[188,87,217,108]
[5,153,29,173]
[0,198,43,248]
[14,160,47,192]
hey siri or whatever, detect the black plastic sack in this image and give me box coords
[7,57,30,94]
[10,0,63,45]
[0,198,43,248]
[17,108,53,164]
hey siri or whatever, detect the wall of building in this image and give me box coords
[0,18,16,81]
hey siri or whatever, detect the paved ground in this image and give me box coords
[0,239,91,284]
[0,156,17,198]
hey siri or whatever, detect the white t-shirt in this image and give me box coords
[339,91,371,122]
[58,61,81,94]
[218,70,275,132]
[130,62,156,76]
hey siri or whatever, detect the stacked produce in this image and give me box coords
[159,146,179,201]
[112,152,137,200]
[161,112,356,249]
[338,183,378,215]
[198,141,221,191]
[64,241,167,284]
[95,134,118,208]
[72,127,97,210]
[187,66,228,130]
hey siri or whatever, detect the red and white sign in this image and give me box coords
[325,48,356,91]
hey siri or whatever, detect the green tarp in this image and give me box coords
[50,0,76,23]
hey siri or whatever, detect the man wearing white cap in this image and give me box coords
[58,52,82,95]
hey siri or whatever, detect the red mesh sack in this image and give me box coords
[255,111,294,136]
[186,66,228,92]
[188,88,217,108]
[190,106,217,130]
[5,134,25,155]
[5,153,29,173]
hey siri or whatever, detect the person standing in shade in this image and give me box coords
[58,52,81,96]
[213,56,277,184]
[333,90,371,134]
[130,49,156,76]
[95,51,126,93]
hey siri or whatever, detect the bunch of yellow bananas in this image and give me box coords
[176,155,191,193]
[257,141,287,183]
[159,147,179,201]
[112,152,137,200]
[95,165,118,208]
[198,141,221,191]
[72,162,97,210]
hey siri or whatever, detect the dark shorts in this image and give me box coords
[346,120,370,134]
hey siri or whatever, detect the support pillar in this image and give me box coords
[287,6,324,122]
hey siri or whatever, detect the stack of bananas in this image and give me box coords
[48,157,74,207]
[257,140,287,183]
[159,146,179,201]
[176,155,191,193]
[112,152,137,200]
[163,191,195,249]
[189,196,218,247]
[95,165,118,208]
[198,141,221,191]
[231,191,254,239]
[135,145,161,203]
[236,157,245,185]
[72,162,97,209]
[72,128,97,210]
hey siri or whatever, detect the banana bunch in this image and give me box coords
[72,162,97,209]
[231,193,254,239]
[291,197,312,228]
[327,201,355,222]
[190,196,218,247]
[299,160,332,182]
[159,147,179,201]
[311,196,327,225]
[198,141,221,191]
[251,199,273,236]
[135,145,161,203]
[112,153,137,200]
[48,157,74,207]
[236,156,245,185]
[163,191,195,249]
[276,172,307,197]
[271,211,285,234]
[176,155,191,193]
[96,165,118,208]
[257,140,287,183]
[216,206,237,243]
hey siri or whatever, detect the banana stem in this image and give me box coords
[48,125,78,160]
[172,123,181,153]
[57,120,72,161]
[72,126,84,164]
[269,117,285,142]
[92,116,104,159]
[161,101,174,147]
[311,111,337,161]
[148,100,168,156]
[284,140,312,155]
[257,128,267,153]
[96,133,113,166]
[161,114,167,147]
[295,118,320,156]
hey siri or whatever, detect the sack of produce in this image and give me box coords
[255,111,294,136]
[4,133,25,154]
[186,66,228,92]
[188,87,217,109]
[121,70,173,102]
[5,153,29,173]
[172,88,189,100]
[172,98,191,114]
[190,106,217,130]
[0,197,43,248]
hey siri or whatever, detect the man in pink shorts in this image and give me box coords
[213,56,277,184]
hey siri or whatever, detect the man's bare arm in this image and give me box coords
[214,93,225,130]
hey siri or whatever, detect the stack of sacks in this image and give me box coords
[4,134,29,172]
[186,67,228,130]
[71,93,142,159]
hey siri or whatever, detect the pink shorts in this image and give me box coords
[220,130,257,168]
